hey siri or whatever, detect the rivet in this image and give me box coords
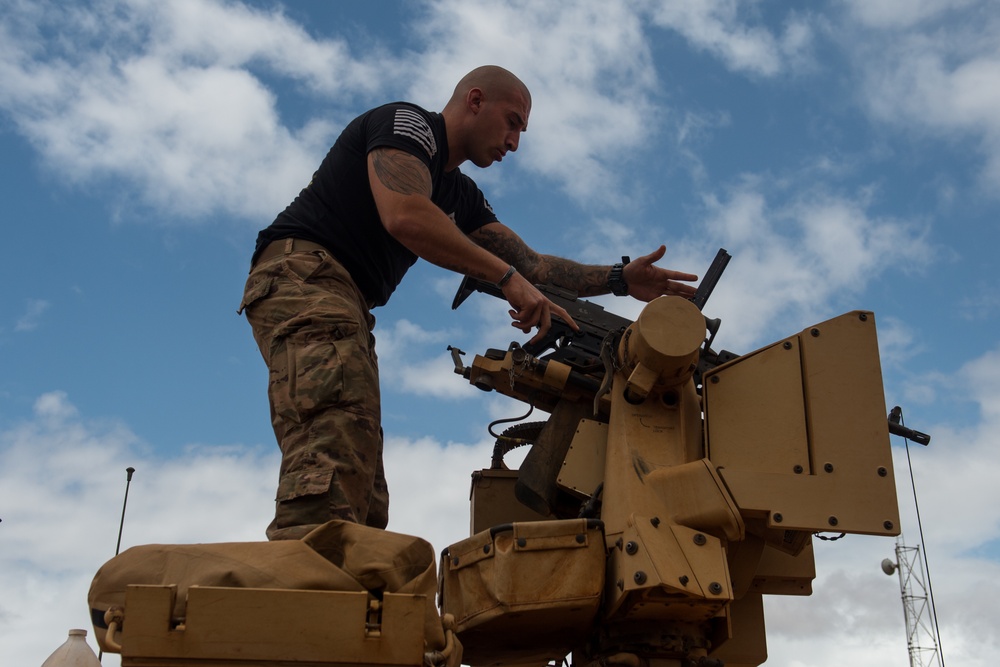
[452,557,460,566]
[783,341,793,350]
[634,571,647,585]
[625,541,639,555]
[650,517,661,528]
[483,544,491,554]
[679,575,689,586]
[811,328,821,337]
[773,513,784,523]
[828,516,839,527]
[884,521,894,531]
[710,376,720,384]
[824,462,834,473]
[616,578,624,591]
[693,533,707,546]
[517,537,527,547]
[793,464,804,474]
[878,467,888,477]
[709,582,723,595]
[575,534,586,544]
[859,313,868,322]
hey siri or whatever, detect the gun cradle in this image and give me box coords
[456,299,900,666]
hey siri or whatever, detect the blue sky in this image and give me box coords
[3,1,1000,665]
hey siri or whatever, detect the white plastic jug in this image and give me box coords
[40,629,102,667]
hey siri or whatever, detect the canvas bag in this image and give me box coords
[88,520,446,652]
[440,518,606,665]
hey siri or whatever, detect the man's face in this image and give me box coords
[470,89,530,169]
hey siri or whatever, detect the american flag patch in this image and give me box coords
[393,108,437,159]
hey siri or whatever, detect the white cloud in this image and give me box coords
[0,0,391,221]
[409,0,661,205]
[846,1,1000,191]
[844,0,978,29]
[0,390,278,666]
[693,178,932,350]
[14,298,50,332]
[645,0,815,76]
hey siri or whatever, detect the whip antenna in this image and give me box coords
[114,467,135,556]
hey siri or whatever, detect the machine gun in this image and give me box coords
[450,248,740,402]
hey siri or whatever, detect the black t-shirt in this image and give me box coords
[252,102,499,307]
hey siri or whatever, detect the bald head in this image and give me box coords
[440,66,532,170]
[445,66,531,116]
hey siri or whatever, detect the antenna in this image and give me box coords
[882,538,942,667]
[115,467,135,556]
[882,407,944,667]
[100,467,136,663]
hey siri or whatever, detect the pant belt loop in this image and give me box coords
[283,238,294,254]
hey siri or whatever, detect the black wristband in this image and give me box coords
[608,255,631,296]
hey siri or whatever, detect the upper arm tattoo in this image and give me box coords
[370,148,432,197]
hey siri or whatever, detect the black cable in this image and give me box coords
[900,409,945,666]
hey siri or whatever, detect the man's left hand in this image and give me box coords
[622,245,699,302]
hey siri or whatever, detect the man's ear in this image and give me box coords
[467,87,485,113]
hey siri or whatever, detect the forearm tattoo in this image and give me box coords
[539,257,610,296]
[371,149,432,196]
[473,226,610,296]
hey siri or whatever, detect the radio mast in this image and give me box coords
[881,538,941,667]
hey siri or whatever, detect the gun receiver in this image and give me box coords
[451,248,735,377]
[453,278,631,373]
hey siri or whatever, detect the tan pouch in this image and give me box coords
[440,518,605,665]
[89,520,445,654]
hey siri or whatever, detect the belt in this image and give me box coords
[255,238,328,266]
[252,238,377,311]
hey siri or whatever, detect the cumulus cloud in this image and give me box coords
[690,178,932,350]
[0,0,390,220]
[0,0,820,223]
[0,391,276,665]
[407,0,661,205]
[844,0,1000,192]
[645,0,816,76]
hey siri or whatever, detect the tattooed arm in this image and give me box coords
[471,222,699,302]
[367,147,578,340]
[470,223,610,296]
[368,147,505,281]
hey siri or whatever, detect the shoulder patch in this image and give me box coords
[393,108,437,159]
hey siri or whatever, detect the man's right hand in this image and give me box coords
[501,272,579,346]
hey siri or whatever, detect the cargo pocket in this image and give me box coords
[277,466,334,501]
[237,275,275,315]
[268,320,369,424]
[273,464,361,527]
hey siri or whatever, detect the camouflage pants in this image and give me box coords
[239,241,389,540]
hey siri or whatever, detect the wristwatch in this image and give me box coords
[607,256,631,296]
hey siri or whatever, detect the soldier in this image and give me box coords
[239,65,698,540]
